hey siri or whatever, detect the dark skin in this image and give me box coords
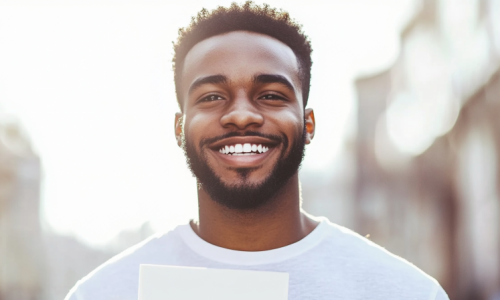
[175,31,318,251]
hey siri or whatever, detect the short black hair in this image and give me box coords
[173,1,313,110]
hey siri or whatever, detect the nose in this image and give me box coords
[220,93,264,130]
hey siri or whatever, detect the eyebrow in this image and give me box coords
[253,74,296,94]
[188,75,228,95]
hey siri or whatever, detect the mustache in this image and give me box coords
[199,131,284,148]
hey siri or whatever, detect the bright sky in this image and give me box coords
[0,0,416,247]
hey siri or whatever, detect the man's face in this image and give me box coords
[176,31,314,209]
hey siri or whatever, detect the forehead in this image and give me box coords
[181,31,301,94]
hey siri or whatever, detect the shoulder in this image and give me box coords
[321,220,431,276]
[318,219,449,299]
[64,225,189,300]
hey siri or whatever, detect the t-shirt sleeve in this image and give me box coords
[433,286,450,300]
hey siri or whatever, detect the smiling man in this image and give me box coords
[65,2,449,300]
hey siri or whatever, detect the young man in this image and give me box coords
[65,3,449,300]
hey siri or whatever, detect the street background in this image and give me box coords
[0,0,499,299]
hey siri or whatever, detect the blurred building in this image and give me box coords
[0,117,43,300]
[353,0,500,299]
[42,222,154,300]
[0,115,155,300]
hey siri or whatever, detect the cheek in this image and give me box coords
[184,113,217,146]
[268,110,304,134]
[188,109,220,128]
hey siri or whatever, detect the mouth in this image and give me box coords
[207,136,280,167]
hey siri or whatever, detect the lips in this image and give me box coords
[207,135,280,167]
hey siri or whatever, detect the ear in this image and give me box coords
[304,108,315,144]
[174,112,183,147]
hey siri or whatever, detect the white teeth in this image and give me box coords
[243,143,251,152]
[219,144,271,155]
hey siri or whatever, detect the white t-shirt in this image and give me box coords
[65,217,449,300]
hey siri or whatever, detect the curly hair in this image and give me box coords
[172,1,313,109]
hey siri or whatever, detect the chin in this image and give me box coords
[221,177,268,190]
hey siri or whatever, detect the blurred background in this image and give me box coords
[0,0,499,299]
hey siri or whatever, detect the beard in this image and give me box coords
[182,127,306,210]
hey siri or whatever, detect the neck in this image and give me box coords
[191,173,318,251]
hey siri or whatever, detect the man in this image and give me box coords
[65,2,449,299]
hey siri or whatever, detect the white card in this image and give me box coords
[138,264,289,300]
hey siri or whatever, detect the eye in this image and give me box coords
[259,93,287,101]
[199,94,224,102]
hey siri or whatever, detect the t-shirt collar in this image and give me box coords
[175,216,330,265]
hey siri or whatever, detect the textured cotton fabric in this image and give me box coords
[65,217,449,300]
